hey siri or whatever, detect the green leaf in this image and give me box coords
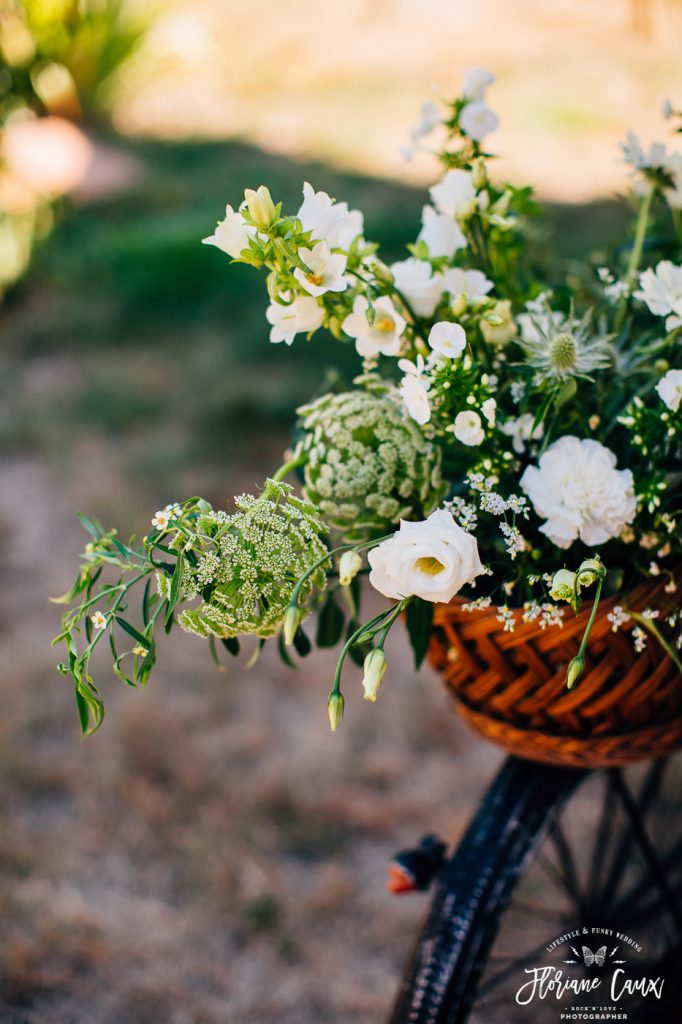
[406,597,434,669]
[221,637,240,657]
[114,616,148,647]
[277,632,298,669]
[346,619,372,667]
[293,625,312,657]
[316,593,345,648]
[166,552,184,625]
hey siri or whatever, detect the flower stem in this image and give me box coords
[614,187,654,333]
[272,455,305,482]
[672,207,682,250]
[629,611,682,675]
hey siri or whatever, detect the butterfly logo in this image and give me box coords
[564,944,626,967]
[582,945,607,967]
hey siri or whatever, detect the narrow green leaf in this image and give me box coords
[221,637,240,657]
[293,625,312,657]
[166,552,184,625]
[277,632,298,669]
[316,593,346,648]
[406,597,434,669]
[346,619,372,667]
[114,616,148,646]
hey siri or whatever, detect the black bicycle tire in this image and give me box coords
[388,756,587,1024]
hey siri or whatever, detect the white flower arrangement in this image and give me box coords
[56,70,682,734]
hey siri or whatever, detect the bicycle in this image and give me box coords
[387,752,682,1023]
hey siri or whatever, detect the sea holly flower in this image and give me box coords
[202,204,256,259]
[460,100,499,142]
[367,509,485,604]
[452,410,485,446]
[266,295,325,346]
[428,321,467,359]
[519,309,611,383]
[390,258,443,317]
[294,241,348,297]
[296,182,364,250]
[520,437,636,550]
[418,206,467,258]
[429,169,476,218]
[656,368,682,411]
[341,295,405,358]
[634,261,682,330]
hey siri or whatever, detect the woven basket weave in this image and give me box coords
[429,578,682,768]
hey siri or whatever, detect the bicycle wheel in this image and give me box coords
[388,754,682,1024]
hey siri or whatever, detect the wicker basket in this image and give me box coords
[429,578,682,768]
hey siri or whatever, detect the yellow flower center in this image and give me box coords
[414,556,445,576]
[306,271,324,287]
[374,313,395,333]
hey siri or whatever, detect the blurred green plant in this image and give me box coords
[0,0,152,122]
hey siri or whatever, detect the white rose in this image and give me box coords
[460,101,499,142]
[453,410,485,446]
[202,204,255,259]
[297,182,364,249]
[520,436,636,550]
[390,258,443,317]
[428,321,466,359]
[429,169,476,218]
[265,295,324,345]
[656,368,682,411]
[417,205,467,259]
[368,509,485,604]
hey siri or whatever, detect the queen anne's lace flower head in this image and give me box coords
[294,390,443,541]
[158,481,329,640]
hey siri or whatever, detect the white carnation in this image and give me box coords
[520,436,636,549]
[368,509,485,604]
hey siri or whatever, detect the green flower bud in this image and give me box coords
[327,691,344,732]
[565,653,585,690]
[338,550,362,586]
[244,185,276,228]
[282,604,302,646]
[549,568,578,606]
[362,648,387,702]
[472,157,488,191]
[577,557,606,587]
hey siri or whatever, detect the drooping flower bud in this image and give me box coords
[577,557,606,587]
[282,604,302,646]
[244,185,277,229]
[327,691,344,732]
[549,568,578,605]
[565,653,585,690]
[338,550,362,587]
[362,648,387,702]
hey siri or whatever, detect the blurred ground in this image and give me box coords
[113,0,682,201]
[0,132,632,1022]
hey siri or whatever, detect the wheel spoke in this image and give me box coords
[610,769,682,935]
[549,816,584,913]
